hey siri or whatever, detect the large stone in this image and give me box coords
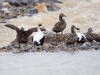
[79,42,91,50]
[27,8,38,14]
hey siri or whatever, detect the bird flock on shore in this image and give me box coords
[1,13,100,53]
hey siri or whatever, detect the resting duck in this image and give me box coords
[85,27,100,42]
[52,13,67,35]
[64,25,79,47]
[75,29,86,43]
[32,24,45,51]
[5,24,46,49]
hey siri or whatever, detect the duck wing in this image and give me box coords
[5,24,21,34]
[65,33,77,44]
[93,34,100,42]
[27,27,46,36]
[86,33,100,42]
[27,27,37,36]
[5,24,19,30]
[53,20,66,31]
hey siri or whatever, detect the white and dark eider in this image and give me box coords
[75,29,86,43]
[5,24,46,49]
[32,24,45,50]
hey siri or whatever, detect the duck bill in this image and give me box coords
[40,26,46,31]
[64,15,67,17]
[75,27,80,30]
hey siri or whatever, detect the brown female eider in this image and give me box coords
[5,24,46,48]
[85,27,100,42]
[64,25,79,47]
[52,13,67,35]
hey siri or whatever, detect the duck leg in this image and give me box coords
[56,35,58,46]
[32,43,36,52]
[18,43,21,48]
[61,32,63,35]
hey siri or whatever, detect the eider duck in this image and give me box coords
[75,29,86,43]
[52,13,67,35]
[85,27,100,42]
[5,24,46,49]
[32,24,45,51]
[64,25,79,47]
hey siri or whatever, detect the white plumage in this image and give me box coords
[32,24,45,47]
[75,29,86,42]
[33,28,44,44]
[76,32,86,41]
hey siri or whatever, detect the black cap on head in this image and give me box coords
[38,24,42,26]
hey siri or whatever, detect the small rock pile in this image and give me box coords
[1,31,100,53]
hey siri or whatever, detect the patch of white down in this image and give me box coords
[0,50,100,75]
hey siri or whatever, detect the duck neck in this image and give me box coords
[87,31,91,34]
[71,28,75,33]
[59,16,64,21]
[37,28,42,32]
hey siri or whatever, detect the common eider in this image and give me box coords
[85,27,100,42]
[5,24,46,49]
[64,25,79,47]
[32,24,45,51]
[75,29,86,43]
[52,13,67,35]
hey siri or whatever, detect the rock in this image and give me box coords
[27,8,38,14]
[28,0,39,6]
[59,42,67,51]
[0,3,5,9]
[0,47,6,52]
[35,3,48,12]
[1,45,13,52]
[0,10,4,14]
[43,31,55,43]
[4,13,17,19]
[43,31,54,36]
[54,45,60,52]
[91,40,100,50]
[47,4,60,11]
[43,44,50,52]
[13,48,20,53]
[66,45,75,52]
[79,42,91,50]
[92,40,100,46]
[23,14,32,17]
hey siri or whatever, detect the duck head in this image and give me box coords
[38,24,44,28]
[71,25,80,33]
[88,27,93,33]
[59,13,66,17]
[37,24,46,31]
[21,27,24,31]
[59,13,66,21]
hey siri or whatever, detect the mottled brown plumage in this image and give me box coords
[52,13,67,34]
[85,27,100,42]
[5,24,46,48]
[64,25,79,46]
